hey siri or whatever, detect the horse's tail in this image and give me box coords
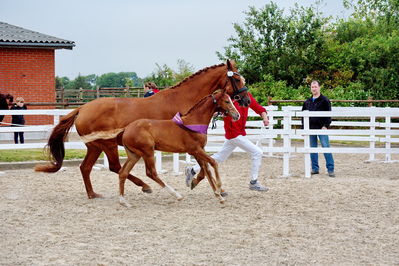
[35,108,80,173]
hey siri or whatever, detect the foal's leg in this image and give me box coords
[194,150,224,202]
[80,143,103,199]
[142,153,183,201]
[191,169,227,196]
[194,157,224,203]
[119,150,141,207]
[102,141,152,193]
[191,167,215,191]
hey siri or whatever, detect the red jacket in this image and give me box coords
[223,93,266,139]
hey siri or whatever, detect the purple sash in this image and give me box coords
[172,112,208,134]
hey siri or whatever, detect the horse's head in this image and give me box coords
[224,60,251,107]
[213,91,240,121]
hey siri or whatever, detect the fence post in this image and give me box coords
[303,111,311,178]
[155,151,167,173]
[79,87,83,101]
[267,109,275,157]
[282,110,291,177]
[185,153,191,164]
[368,96,373,107]
[385,109,391,163]
[173,153,182,175]
[60,86,65,108]
[96,86,100,98]
[156,151,162,172]
[267,96,273,106]
[103,153,109,169]
[368,106,376,162]
[53,113,60,125]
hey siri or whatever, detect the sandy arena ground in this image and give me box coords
[1,152,398,265]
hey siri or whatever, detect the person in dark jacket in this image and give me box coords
[302,80,335,177]
[0,93,13,123]
[10,97,27,144]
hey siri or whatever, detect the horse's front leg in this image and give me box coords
[195,156,225,204]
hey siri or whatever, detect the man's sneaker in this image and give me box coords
[328,172,335,178]
[185,167,196,187]
[249,180,269,192]
[311,170,319,175]
[220,191,228,197]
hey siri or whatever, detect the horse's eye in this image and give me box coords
[225,101,230,104]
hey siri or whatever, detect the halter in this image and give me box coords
[226,71,248,101]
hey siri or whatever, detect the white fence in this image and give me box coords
[1,107,398,178]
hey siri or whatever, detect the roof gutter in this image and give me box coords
[0,42,75,50]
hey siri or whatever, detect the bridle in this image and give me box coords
[226,70,248,103]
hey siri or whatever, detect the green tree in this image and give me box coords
[143,59,194,87]
[73,74,92,90]
[217,2,327,86]
[97,72,140,88]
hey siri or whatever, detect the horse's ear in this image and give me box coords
[226,59,233,70]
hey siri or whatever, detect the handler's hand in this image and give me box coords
[322,126,327,130]
[261,112,269,126]
[263,116,269,126]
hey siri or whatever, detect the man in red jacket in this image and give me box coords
[185,92,269,192]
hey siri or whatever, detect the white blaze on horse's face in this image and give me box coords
[219,94,240,121]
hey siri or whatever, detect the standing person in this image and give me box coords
[143,82,159,98]
[302,80,335,177]
[0,93,14,124]
[185,90,270,192]
[10,97,27,144]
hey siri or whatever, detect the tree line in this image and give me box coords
[56,59,194,91]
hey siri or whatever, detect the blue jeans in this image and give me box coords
[310,135,334,173]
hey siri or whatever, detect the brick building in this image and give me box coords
[0,21,74,125]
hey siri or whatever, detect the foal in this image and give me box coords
[119,90,240,206]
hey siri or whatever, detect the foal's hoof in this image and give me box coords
[177,196,184,201]
[119,197,131,208]
[219,197,226,204]
[190,180,198,190]
[142,188,153,194]
[88,192,103,199]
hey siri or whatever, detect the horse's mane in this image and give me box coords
[168,63,226,90]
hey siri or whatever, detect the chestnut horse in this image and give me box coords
[119,90,240,206]
[35,60,249,199]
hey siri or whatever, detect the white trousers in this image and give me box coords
[193,135,263,181]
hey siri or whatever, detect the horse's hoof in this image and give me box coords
[142,188,153,194]
[219,197,225,204]
[119,197,131,208]
[190,181,197,190]
[220,191,228,197]
[176,195,184,201]
[88,192,103,199]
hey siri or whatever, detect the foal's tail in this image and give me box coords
[35,108,80,173]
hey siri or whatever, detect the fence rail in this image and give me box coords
[0,107,398,177]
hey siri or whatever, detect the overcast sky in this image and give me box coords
[1,0,350,79]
